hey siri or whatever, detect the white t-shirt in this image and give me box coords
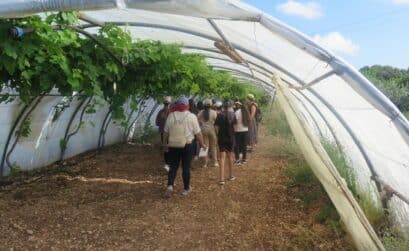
[164,111,201,142]
[234,109,249,132]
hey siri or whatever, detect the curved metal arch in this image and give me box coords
[84,21,387,201]
[290,89,342,150]
[281,75,387,208]
[230,74,274,92]
[204,54,236,63]
[233,77,274,94]
[84,22,305,85]
[211,65,272,86]
[308,88,384,199]
[85,21,409,148]
[205,55,274,81]
[291,93,325,139]
[208,60,252,73]
[181,50,274,92]
[183,45,279,83]
[229,74,275,93]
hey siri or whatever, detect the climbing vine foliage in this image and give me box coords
[0,12,266,121]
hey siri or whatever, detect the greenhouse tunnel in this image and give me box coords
[0,1,409,250]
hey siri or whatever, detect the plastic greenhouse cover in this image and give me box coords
[0,0,409,249]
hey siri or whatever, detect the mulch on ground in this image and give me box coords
[0,127,354,250]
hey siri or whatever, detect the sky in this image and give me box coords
[242,0,409,69]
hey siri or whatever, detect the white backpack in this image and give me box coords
[168,113,189,148]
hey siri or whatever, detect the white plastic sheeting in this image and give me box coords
[1,0,409,249]
[276,77,384,250]
[0,95,158,173]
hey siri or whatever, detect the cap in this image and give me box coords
[215,101,223,108]
[163,96,172,103]
[203,98,213,106]
[175,96,189,106]
[234,101,242,106]
[247,93,255,100]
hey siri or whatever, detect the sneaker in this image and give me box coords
[203,164,208,168]
[228,176,236,181]
[242,159,247,164]
[181,188,191,196]
[164,186,173,198]
[234,160,242,166]
[214,162,219,168]
[218,180,225,186]
[163,164,170,172]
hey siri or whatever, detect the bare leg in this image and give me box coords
[203,133,210,167]
[219,151,226,184]
[227,152,234,178]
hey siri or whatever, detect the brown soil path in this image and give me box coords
[0,126,353,250]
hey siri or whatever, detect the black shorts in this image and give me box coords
[218,142,234,152]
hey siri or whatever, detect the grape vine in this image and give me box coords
[0,12,265,121]
[0,11,267,174]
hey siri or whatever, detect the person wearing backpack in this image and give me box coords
[155,96,172,172]
[215,101,237,185]
[163,96,206,197]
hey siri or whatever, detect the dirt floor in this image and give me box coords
[0,127,354,250]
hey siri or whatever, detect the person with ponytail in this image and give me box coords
[198,99,218,168]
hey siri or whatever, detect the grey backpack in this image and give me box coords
[168,113,188,148]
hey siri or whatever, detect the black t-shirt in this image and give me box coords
[215,111,236,144]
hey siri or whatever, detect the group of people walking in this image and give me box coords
[155,94,260,197]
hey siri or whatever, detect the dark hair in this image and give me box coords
[241,105,251,127]
[203,106,210,121]
[189,98,199,115]
[223,100,233,109]
[197,101,204,111]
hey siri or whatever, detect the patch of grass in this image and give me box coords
[263,103,292,138]
[285,164,317,187]
[404,111,409,120]
[134,124,158,144]
[322,139,386,228]
[9,164,23,177]
[382,231,409,251]
[315,204,340,224]
[263,99,409,248]
[263,103,344,232]
[302,192,320,206]
[313,199,346,237]
[17,117,32,138]
[322,139,358,197]
[320,136,409,248]
[292,226,316,250]
[359,193,385,229]
[263,103,305,165]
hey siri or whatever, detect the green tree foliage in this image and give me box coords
[360,65,409,113]
[0,12,266,122]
